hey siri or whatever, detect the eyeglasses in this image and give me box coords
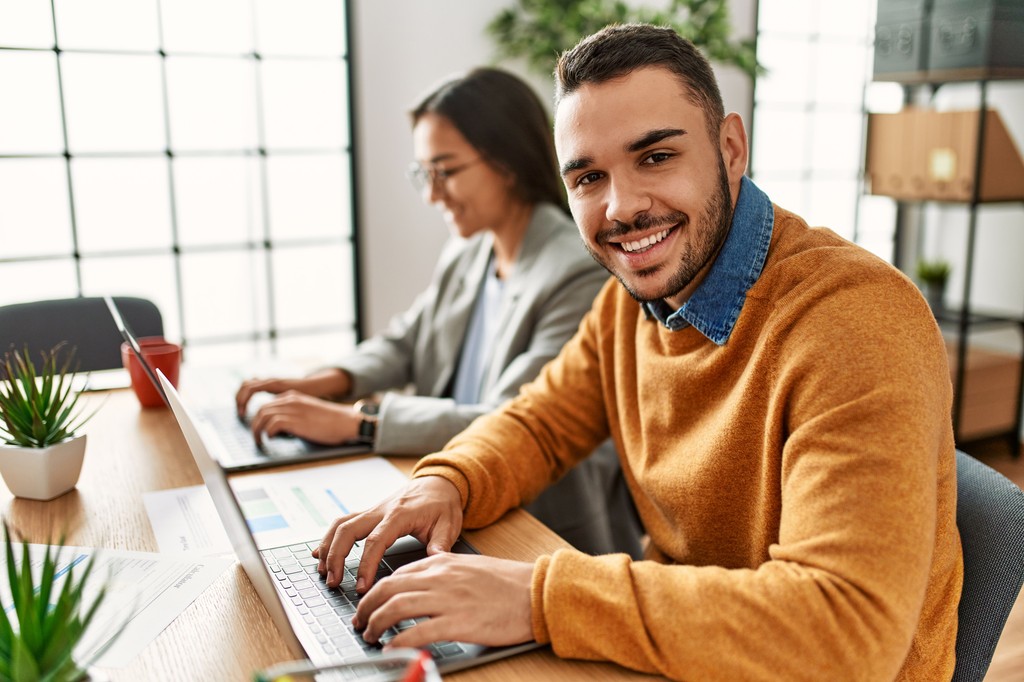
[406,158,482,192]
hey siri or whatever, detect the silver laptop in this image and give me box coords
[156,368,542,679]
[105,295,370,471]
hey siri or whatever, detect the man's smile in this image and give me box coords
[616,226,674,253]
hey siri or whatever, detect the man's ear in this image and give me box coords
[719,112,749,185]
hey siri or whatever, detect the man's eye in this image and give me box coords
[434,168,453,179]
[643,152,672,165]
[577,172,602,186]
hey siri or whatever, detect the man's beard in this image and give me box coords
[585,156,733,305]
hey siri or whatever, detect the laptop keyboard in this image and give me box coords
[205,408,310,459]
[261,540,466,667]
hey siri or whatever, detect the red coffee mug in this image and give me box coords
[121,337,182,408]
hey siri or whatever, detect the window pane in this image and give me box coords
[754,179,805,217]
[812,42,871,106]
[79,254,180,340]
[71,158,172,253]
[0,0,55,48]
[810,111,865,172]
[277,330,356,365]
[165,56,258,151]
[758,0,816,35]
[61,53,165,153]
[816,2,875,40]
[865,82,905,113]
[53,0,159,52]
[0,159,72,258]
[272,243,354,330]
[261,59,347,150]
[0,260,78,307]
[180,250,269,340]
[266,154,350,241]
[857,195,898,243]
[806,179,859,239]
[753,36,812,106]
[752,108,809,175]
[0,51,64,154]
[174,156,263,247]
[183,340,273,368]
[161,0,253,55]
[255,0,345,56]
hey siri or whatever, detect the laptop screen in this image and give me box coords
[104,295,169,406]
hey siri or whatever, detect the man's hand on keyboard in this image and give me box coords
[353,552,534,649]
[313,476,463,591]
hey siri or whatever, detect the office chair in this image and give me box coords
[0,296,163,373]
[953,449,1024,682]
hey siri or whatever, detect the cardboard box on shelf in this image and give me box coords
[946,341,1022,441]
[865,108,1024,202]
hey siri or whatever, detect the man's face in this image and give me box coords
[555,66,746,309]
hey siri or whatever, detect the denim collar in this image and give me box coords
[644,175,774,344]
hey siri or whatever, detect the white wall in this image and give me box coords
[350,0,757,337]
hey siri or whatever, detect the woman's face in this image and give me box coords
[411,112,518,239]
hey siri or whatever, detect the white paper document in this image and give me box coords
[144,457,410,554]
[0,543,232,668]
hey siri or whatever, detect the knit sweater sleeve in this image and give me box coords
[412,280,614,527]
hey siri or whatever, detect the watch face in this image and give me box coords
[360,401,380,418]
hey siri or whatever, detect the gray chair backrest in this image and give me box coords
[0,296,163,373]
[954,449,1024,681]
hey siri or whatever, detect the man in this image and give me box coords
[313,24,962,680]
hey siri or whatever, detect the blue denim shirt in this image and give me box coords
[644,175,774,344]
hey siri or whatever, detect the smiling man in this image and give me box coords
[313,24,962,680]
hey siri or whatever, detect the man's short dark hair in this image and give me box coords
[555,24,725,139]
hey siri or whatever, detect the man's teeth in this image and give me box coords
[621,228,670,253]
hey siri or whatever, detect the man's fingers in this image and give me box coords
[322,515,379,586]
[425,518,460,555]
[355,525,403,592]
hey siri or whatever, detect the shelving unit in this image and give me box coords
[865,70,1024,457]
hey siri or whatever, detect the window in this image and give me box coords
[0,0,359,365]
[751,0,902,261]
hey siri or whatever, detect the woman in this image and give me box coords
[236,67,641,557]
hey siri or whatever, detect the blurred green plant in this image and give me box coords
[487,0,762,80]
[0,346,91,449]
[916,259,952,286]
[0,524,109,682]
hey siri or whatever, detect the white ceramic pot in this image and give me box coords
[0,434,87,500]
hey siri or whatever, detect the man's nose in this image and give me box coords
[604,173,651,225]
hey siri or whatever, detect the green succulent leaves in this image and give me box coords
[0,524,107,682]
[0,346,91,449]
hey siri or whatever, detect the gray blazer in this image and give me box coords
[337,203,642,556]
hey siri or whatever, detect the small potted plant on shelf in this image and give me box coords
[0,523,114,681]
[916,259,952,312]
[0,345,93,500]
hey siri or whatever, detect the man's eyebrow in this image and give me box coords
[626,128,687,153]
[560,156,593,177]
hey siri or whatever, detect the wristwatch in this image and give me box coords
[352,399,379,444]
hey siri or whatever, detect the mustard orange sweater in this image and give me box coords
[414,206,962,681]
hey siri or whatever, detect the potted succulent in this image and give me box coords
[0,523,114,681]
[916,259,952,312]
[0,345,93,501]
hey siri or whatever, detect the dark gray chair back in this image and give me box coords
[0,297,163,373]
[954,449,1024,681]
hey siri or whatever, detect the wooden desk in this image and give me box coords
[0,390,650,681]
